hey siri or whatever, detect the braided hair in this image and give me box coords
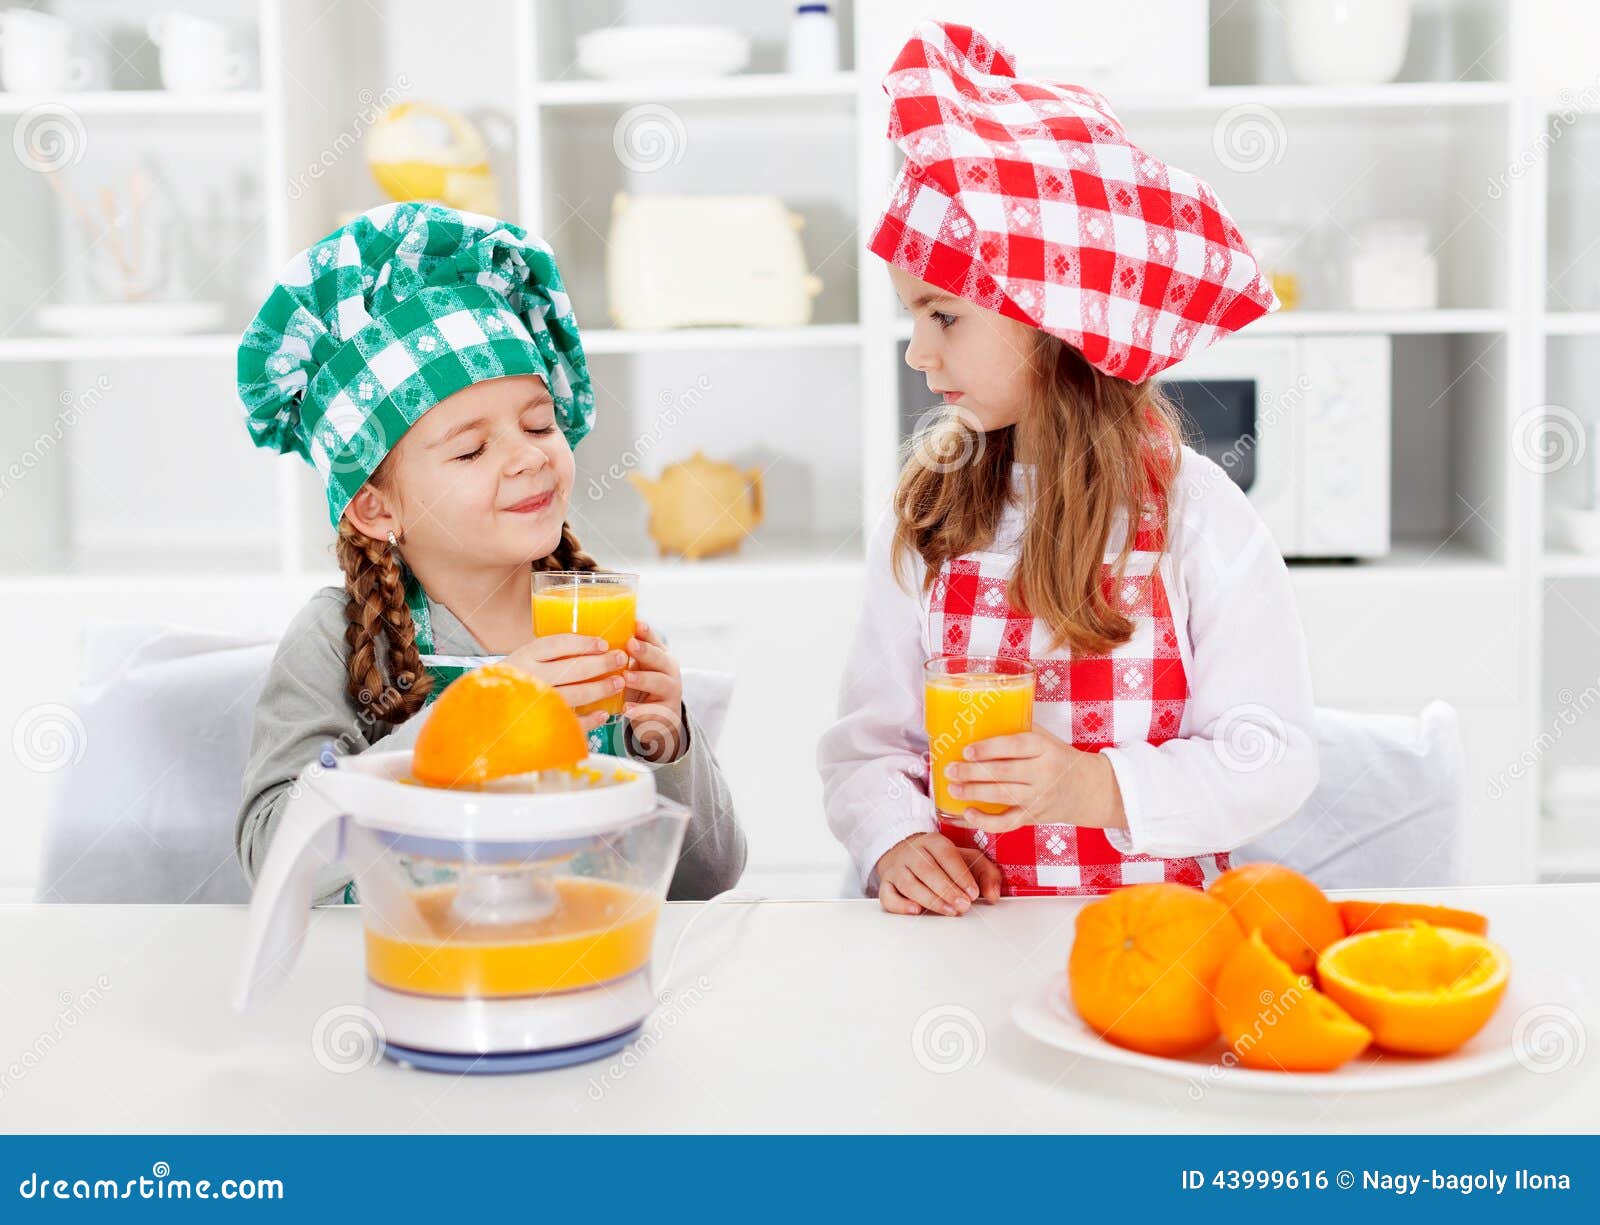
[335,518,600,728]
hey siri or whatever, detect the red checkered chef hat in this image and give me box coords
[868,21,1277,382]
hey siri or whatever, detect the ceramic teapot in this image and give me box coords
[628,451,764,561]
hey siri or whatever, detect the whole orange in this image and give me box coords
[1207,863,1344,976]
[1068,882,1243,1057]
[412,663,587,788]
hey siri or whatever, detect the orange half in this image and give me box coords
[1337,899,1489,937]
[1213,931,1371,1072]
[1316,921,1510,1056]
[412,663,587,788]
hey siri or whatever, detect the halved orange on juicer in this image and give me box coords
[412,663,587,788]
[1336,899,1489,937]
[1315,921,1511,1056]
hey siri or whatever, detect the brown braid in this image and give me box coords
[334,517,601,727]
[335,517,433,728]
[538,522,600,575]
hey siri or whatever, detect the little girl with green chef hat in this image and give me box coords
[235,202,747,905]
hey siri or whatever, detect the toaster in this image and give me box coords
[606,193,822,329]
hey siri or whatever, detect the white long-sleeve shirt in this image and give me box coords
[818,445,1319,891]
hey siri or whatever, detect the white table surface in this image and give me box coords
[1,885,1596,1133]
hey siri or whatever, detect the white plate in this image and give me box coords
[36,301,225,336]
[577,26,750,80]
[1013,968,1580,1094]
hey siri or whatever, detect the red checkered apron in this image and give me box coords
[927,492,1230,896]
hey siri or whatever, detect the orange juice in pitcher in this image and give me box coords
[532,571,638,717]
[924,656,1035,820]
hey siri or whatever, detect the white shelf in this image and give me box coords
[1542,548,1600,578]
[0,572,317,595]
[0,91,264,116]
[1118,81,1512,115]
[1249,310,1509,335]
[535,72,856,107]
[1288,539,1510,588]
[277,539,1503,589]
[1543,313,1600,335]
[637,551,863,584]
[583,324,861,354]
[1541,94,1600,118]
[889,310,1507,343]
[296,543,864,587]
[0,334,239,362]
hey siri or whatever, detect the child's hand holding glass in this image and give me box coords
[500,634,626,735]
[619,619,687,764]
[941,729,1128,835]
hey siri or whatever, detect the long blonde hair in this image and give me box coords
[892,333,1185,656]
[333,454,598,727]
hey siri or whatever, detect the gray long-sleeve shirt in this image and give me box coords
[238,586,747,905]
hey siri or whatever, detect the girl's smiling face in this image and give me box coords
[344,373,574,566]
[890,265,1042,432]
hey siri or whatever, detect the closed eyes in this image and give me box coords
[453,423,556,462]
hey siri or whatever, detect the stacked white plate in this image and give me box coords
[577,26,750,80]
[36,301,225,336]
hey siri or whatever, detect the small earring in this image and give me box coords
[387,531,399,548]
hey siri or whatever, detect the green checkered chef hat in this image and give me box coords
[237,202,594,526]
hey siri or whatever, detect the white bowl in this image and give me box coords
[577,25,750,80]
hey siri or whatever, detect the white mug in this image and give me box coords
[148,11,254,93]
[1284,0,1412,86]
[0,9,95,92]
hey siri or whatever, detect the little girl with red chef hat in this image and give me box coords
[819,21,1318,915]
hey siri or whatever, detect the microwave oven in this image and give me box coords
[1157,335,1392,560]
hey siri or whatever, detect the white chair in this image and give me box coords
[1233,701,1462,889]
[37,623,272,904]
[36,620,735,904]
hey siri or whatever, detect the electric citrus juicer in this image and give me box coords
[233,667,689,1074]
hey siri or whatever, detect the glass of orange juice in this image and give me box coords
[924,655,1035,822]
[532,571,638,718]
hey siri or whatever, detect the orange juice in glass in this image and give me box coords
[924,656,1035,821]
[532,571,638,718]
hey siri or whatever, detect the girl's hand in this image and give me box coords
[942,730,1128,835]
[621,619,687,763]
[874,832,1002,916]
[500,634,624,733]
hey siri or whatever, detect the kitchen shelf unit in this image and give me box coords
[0,0,1586,897]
